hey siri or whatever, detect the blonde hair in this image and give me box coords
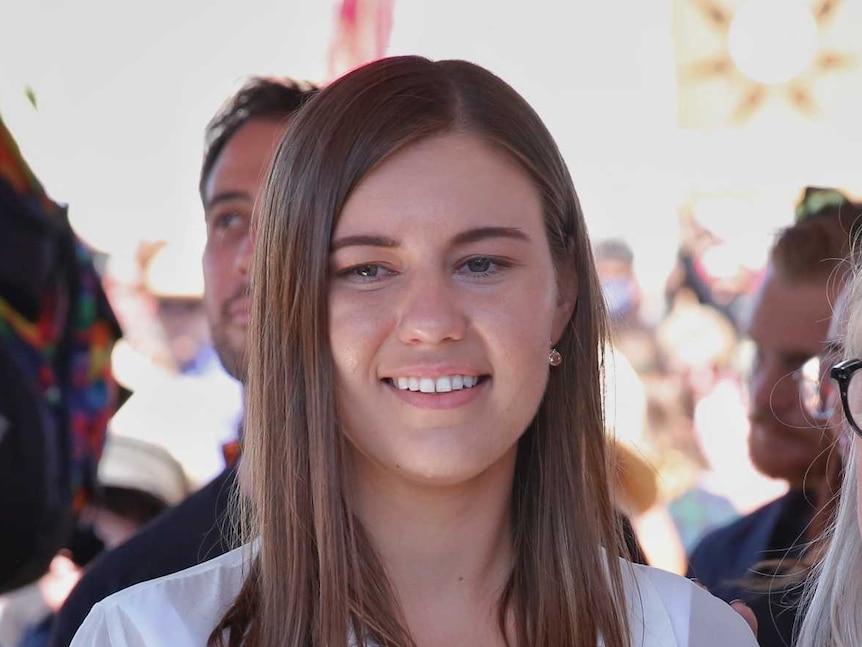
[211,56,631,647]
[796,444,862,646]
[797,257,862,646]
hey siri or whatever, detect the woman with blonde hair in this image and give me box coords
[71,56,755,647]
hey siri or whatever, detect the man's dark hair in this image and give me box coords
[199,76,318,197]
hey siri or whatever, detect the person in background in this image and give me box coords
[594,238,660,375]
[595,238,641,329]
[667,204,761,332]
[46,76,318,647]
[594,239,680,571]
[655,294,743,546]
[687,191,862,647]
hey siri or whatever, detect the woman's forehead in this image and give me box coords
[333,132,543,239]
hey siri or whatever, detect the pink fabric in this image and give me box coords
[327,0,396,80]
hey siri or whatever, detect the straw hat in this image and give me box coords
[98,434,191,507]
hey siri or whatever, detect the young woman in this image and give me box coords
[71,56,756,647]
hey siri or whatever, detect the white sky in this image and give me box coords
[3,0,861,309]
[1,0,332,258]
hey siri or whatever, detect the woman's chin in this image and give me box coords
[372,446,519,490]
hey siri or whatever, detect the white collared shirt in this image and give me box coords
[71,545,757,646]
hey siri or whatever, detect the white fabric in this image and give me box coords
[71,545,757,646]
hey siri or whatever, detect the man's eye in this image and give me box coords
[215,213,242,231]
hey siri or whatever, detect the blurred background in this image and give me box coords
[2,0,861,572]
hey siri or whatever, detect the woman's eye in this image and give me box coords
[459,256,511,278]
[336,263,393,283]
[466,257,492,273]
[353,264,379,278]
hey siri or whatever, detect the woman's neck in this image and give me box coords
[350,447,517,646]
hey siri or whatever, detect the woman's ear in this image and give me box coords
[551,256,578,344]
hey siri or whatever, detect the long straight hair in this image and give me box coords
[797,258,862,647]
[211,56,630,647]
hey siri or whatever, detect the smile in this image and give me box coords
[385,375,488,394]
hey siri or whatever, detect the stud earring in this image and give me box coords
[548,348,562,367]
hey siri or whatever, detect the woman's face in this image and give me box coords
[328,132,575,487]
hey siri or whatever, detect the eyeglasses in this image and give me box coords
[831,359,862,438]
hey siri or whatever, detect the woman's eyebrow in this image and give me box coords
[450,226,529,246]
[329,226,529,252]
[330,235,400,252]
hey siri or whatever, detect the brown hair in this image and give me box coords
[212,56,630,647]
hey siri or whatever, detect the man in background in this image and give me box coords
[48,77,317,646]
[687,192,862,646]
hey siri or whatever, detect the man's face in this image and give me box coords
[202,118,286,380]
[746,268,835,486]
[596,258,639,321]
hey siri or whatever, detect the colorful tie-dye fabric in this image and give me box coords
[0,116,121,513]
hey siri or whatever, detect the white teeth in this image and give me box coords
[391,374,481,393]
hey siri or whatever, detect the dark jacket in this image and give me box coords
[687,489,815,647]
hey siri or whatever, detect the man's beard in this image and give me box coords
[210,323,246,382]
[209,287,249,382]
